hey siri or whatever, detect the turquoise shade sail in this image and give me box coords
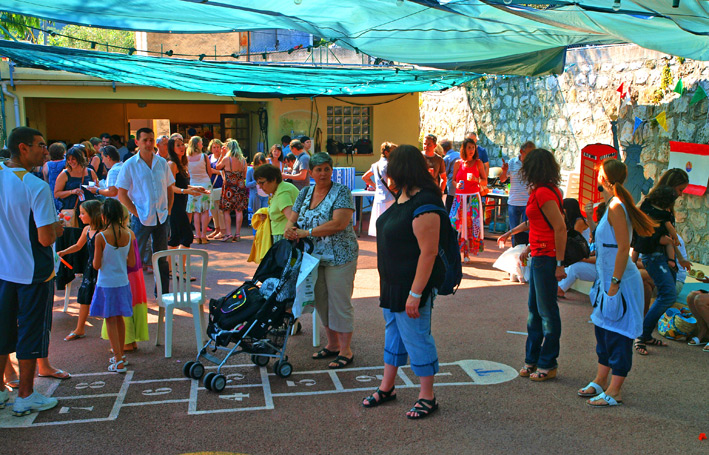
[0,40,481,97]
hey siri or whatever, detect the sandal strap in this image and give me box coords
[410,397,436,413]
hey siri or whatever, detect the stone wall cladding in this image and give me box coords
[420,44,709,263]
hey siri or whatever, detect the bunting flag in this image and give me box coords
[633,117,643,135]
[616,82,626,98]
[656,111,668,131]
[690,85,707,105]
[673,79,684,95]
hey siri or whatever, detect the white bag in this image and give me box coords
[493,244,529,282]
[293,251,320,318]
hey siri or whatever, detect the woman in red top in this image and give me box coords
[497,148,567,381]
[450,138,486,263]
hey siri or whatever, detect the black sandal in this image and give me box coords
[644,337,668,347]
[633,339,648,355]
[312,348,339,359]
[406,397,438,420]
[362,386,396,408]
[328,355,354,369]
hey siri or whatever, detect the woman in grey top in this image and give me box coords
[285,152,359,369]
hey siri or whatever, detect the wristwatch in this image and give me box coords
[556,260,564,267]
[611,276,621,285]
[308,228,313,238]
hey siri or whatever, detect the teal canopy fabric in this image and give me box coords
[1,1,708,75]
[0,40,480,97]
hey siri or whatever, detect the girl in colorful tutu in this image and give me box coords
[89,198,135,373]
[101,208,149,352]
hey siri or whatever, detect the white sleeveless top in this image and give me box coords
[188,154,211,188]
[96,231,130,288]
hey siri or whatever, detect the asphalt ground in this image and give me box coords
[2,225,708,455]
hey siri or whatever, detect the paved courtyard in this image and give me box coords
[2,229,707,455]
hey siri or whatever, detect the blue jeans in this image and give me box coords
[131,216,169,295]
[640,252,677,340]
[525,256,561,369]
[382,295,439,377]
[508,204,527,246]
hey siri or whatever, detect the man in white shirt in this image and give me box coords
[499,140,535,245]
[117,127,175,293]
[0,127,63,416]
[87,145,122,199]
[156,135,169,159]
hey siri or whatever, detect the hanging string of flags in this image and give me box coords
[620,79,709,135]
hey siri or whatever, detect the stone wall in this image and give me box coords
[420,44,709,263]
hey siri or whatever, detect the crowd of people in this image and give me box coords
[1,124,706,421]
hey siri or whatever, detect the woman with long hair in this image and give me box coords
[217,139,249,242]
[578,159,656,407]
[185,136,214,244]
[267,144,285,171]
[167,137,208,250]
[450,138,486,263]
[361,144,443,419]
[632,168,689,355]
[207,138,226,240]
[497,148,567,381]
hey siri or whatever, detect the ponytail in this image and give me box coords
[612,182,656,237]
[601,159,657,237]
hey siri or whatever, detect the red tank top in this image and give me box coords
[455,160,481,194]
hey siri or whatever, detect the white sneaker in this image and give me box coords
[0,388,8,409]
[12,391,58,416]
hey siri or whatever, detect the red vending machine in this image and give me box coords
[578,144,618,215]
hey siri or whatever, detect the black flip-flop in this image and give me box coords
[328,355,354,369]
[312,348,339,359]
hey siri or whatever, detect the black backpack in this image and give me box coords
[535,188,590,267]
[412,204,462,295]
[208,281,264,336]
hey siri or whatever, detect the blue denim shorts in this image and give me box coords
[382,296,439,377]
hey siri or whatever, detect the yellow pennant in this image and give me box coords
[656,111,668,131]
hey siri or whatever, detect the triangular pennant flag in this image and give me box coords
[633,117,643,135]
[656,111,668,131]
[690,85,707,105]
[616,82,626,98]
[673,79,684,95]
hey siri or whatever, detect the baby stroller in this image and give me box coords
[182,239,308,392]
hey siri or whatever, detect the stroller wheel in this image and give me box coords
[251,355,270,367]
[182,361,195,378]
[189,362,205,380]
[203,372,216,391]
[211,374,227,393]
[275,361,293,378]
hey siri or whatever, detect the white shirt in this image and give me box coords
[106,162,124,198]
[0,162,58,284]
[116,153,175,226]
[507,156,529,207]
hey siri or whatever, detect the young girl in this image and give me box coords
[644,185,680,270]
[90,198,135,373]
[101,207,149,352]
[58,200,103,342]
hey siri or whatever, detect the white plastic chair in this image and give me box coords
[152,249,209,358]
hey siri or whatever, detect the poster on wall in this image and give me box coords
[669,141,709,196]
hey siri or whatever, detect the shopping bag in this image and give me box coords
[293,251,320,319]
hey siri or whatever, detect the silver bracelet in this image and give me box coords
[409,290,422,299]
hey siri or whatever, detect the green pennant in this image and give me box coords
[673,79,684,95]
[690,85,707,105]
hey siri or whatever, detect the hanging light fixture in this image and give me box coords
[612,0,621,11]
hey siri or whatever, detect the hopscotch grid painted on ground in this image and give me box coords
[0,360,516,427]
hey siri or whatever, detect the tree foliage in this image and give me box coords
[48,25,135,51]
[0,12,43,42]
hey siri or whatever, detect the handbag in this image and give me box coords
[59,196,80,228]
[536,187,590,267]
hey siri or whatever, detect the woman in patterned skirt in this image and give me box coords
[217,139,248,242]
